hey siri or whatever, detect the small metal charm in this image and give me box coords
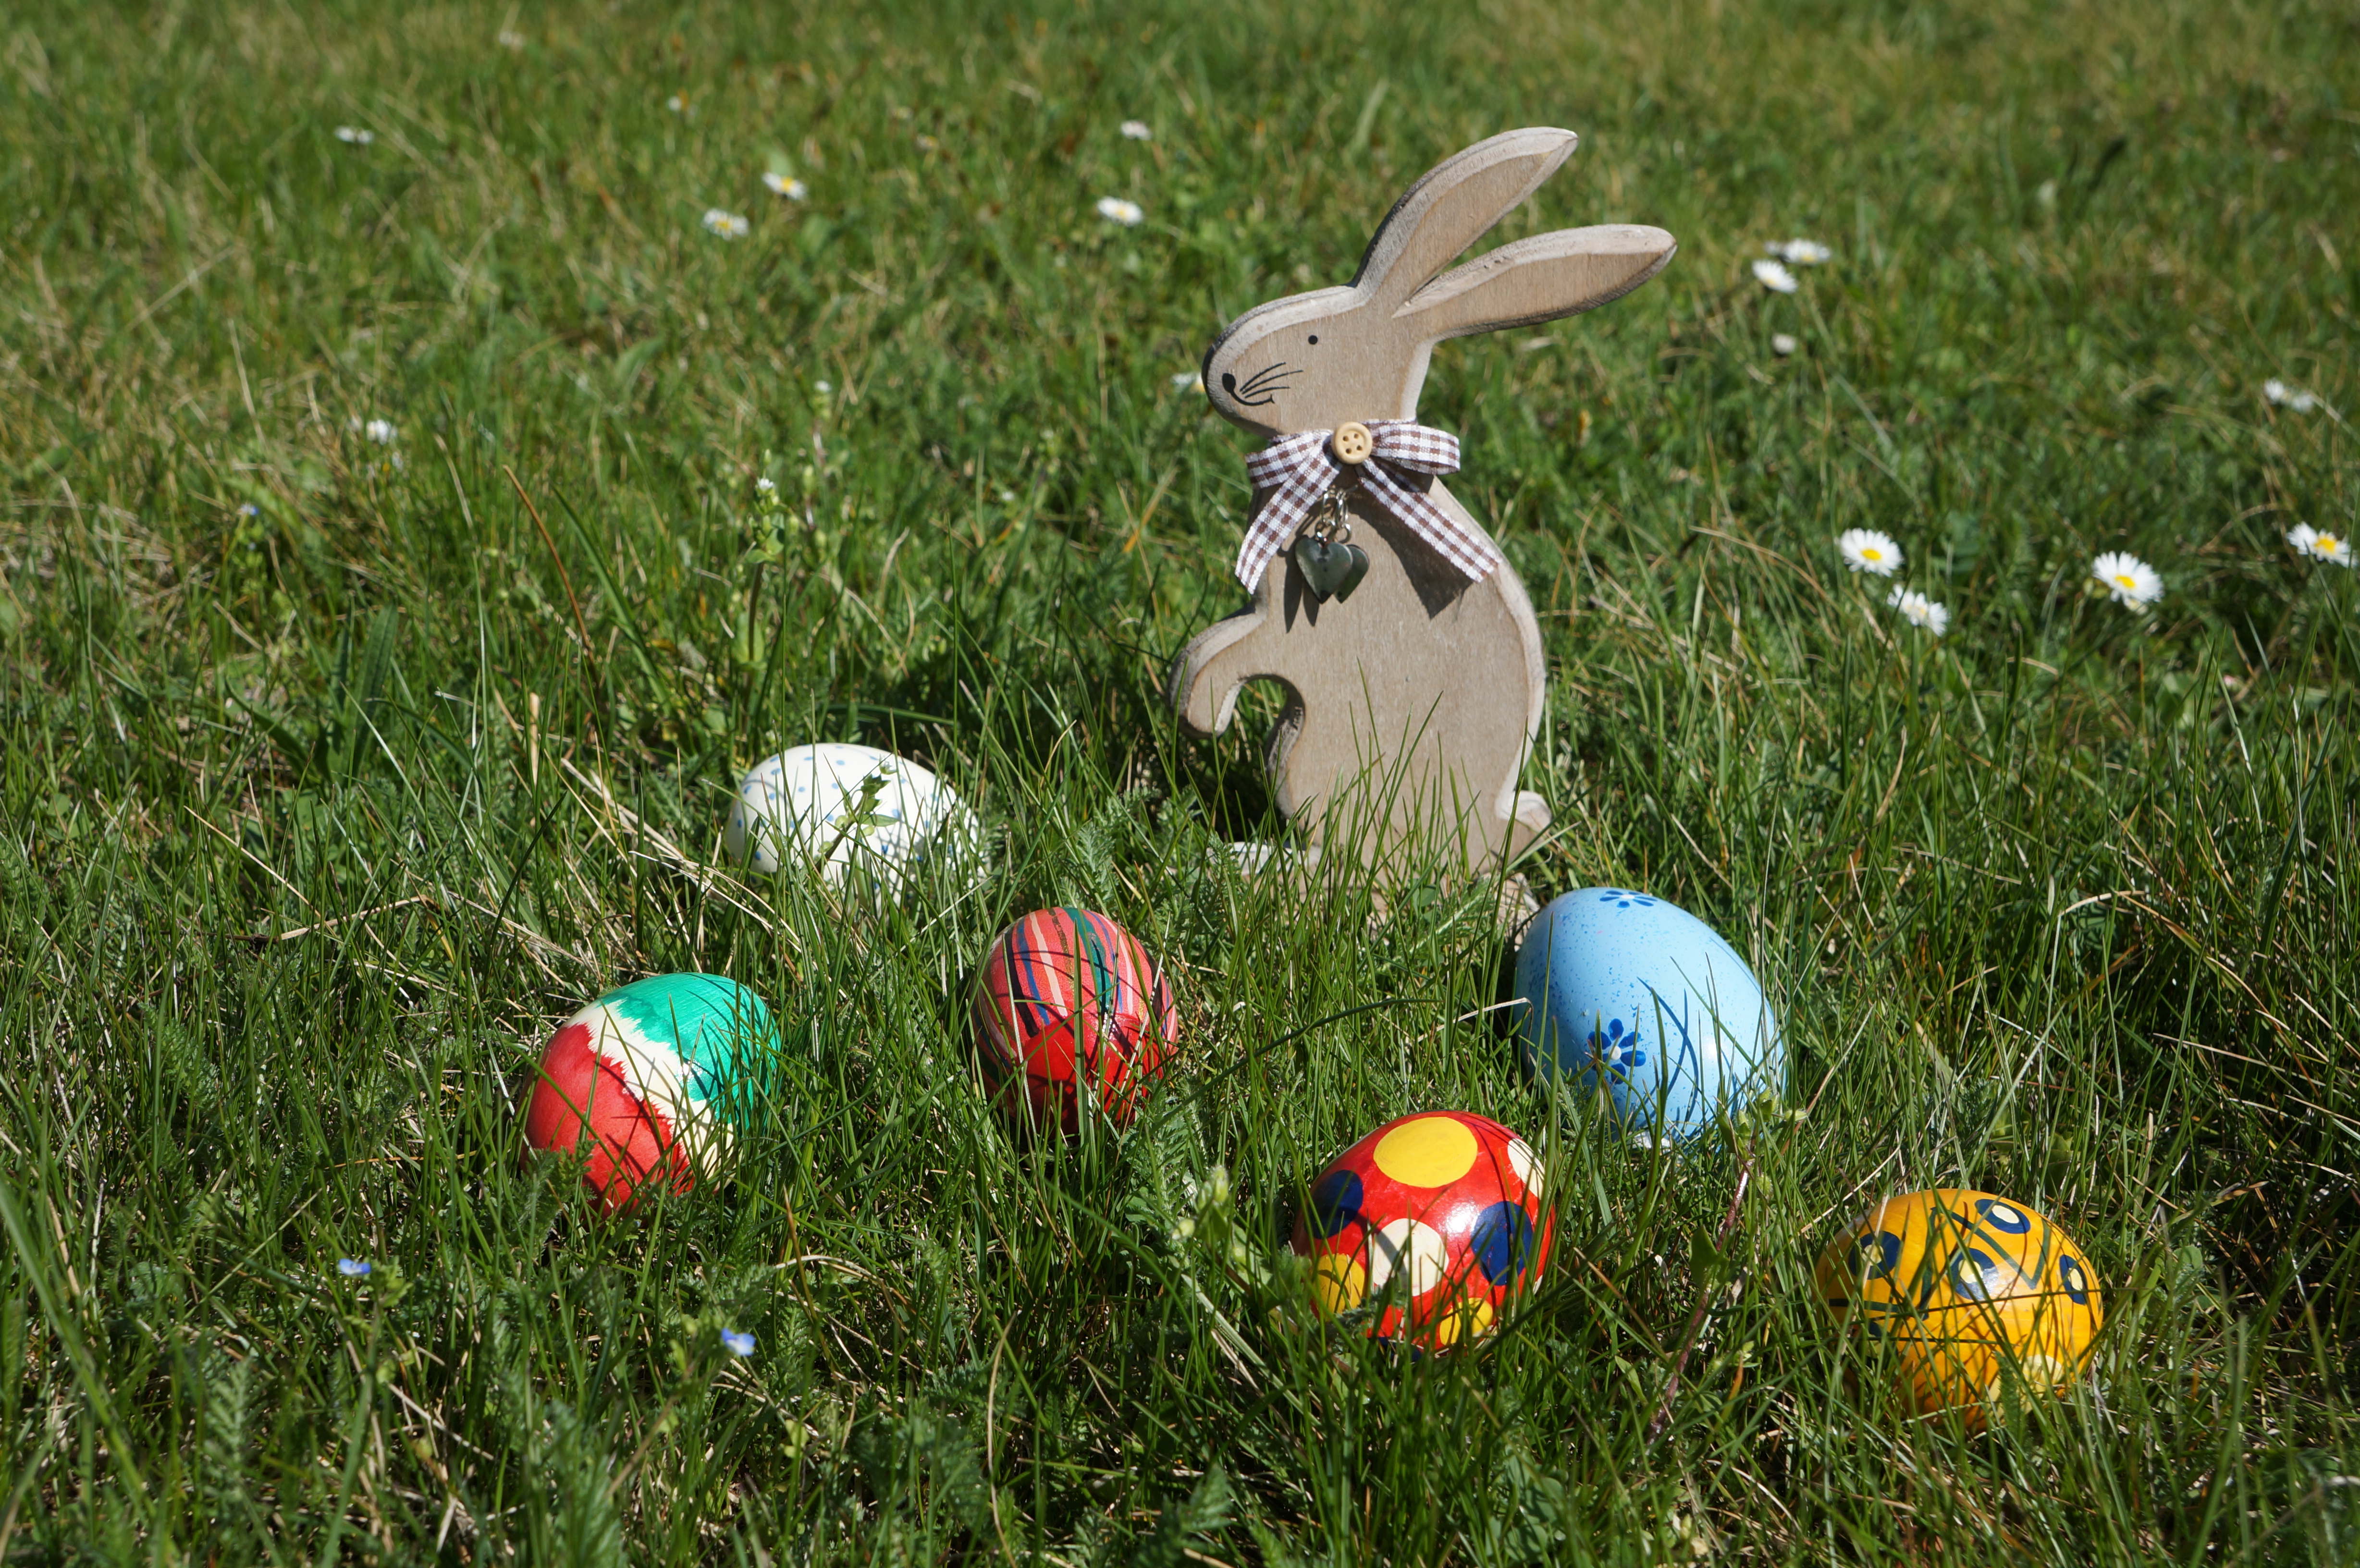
[1292,486,1370,604]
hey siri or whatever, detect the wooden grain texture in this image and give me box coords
[1178,483,1554,873]
[1173,127,1676,875]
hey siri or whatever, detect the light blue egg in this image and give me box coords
[1513,887,1783,1139]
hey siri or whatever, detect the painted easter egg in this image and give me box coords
[1513,887,1782,1138]
[1291,1110,1551,1351]
[523,973,775,1213]
[724,744,977,887]
[1814,1189,2104,1426]
[971,907,1177,1132]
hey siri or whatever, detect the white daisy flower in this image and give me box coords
[667,91,691,115]
[1771,332,1799,356]
[814,380,831,394]
[1172,369,1203,392]
[1836,528,1903,576]
[1120,119,1153,141]
[755,476,776,495]
[2263,379,2323,414]
[1751,258,1798,294]
[2287,523,2353,567]
[333,125,374,146]
[1096,196,1144,227]
[702,208,750,240]
[762,171,808,200]
[1768,238,1831,265]
[364,418,397,444]
[2091,551,2164,609]
[496,28,526,50]
[1886,586,1950,636]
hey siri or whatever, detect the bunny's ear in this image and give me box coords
[1352,128,1582,309]
[1398,225,1677,342]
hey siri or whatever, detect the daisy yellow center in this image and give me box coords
[1862,547,1884,561]
[2113,574,2137,588]
[2321,536,2341,553]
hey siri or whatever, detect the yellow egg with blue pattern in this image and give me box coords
[1814,1188,2103,1427]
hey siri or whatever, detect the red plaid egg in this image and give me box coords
[971,907,1178,1131]
[1291,1110,1551,1350]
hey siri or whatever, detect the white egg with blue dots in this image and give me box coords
[724,744,978,888]
[1512,886,1784,1139]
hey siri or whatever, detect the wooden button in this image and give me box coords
[1330,421,1374,465]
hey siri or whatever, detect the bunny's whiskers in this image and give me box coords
[1223,362,1300,407]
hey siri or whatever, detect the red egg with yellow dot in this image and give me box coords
[1291,1110,1552,1351]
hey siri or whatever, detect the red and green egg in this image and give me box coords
[524,972,776,1212]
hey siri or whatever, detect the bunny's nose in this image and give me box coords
[1220,373,1239,397]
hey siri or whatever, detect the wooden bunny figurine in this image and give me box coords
[1171,127,1674,876]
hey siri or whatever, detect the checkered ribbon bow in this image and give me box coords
[1233,421,1501,591]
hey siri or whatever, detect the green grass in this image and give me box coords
[3,0,2359,1560]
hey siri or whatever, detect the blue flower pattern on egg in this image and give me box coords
[1512,886,1784,1140]
[1581,1018,1646,1087]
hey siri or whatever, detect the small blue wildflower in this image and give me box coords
[336,1258,371,1277]
[720,1328,755,1358]
[237,502,260,517]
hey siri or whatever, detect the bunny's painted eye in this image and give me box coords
[1307,335,1318,344]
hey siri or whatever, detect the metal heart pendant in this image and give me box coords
[1294,537,1370,603]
